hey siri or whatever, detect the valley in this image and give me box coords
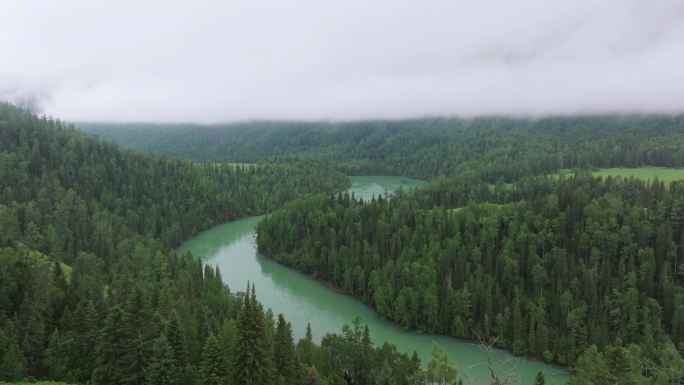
[177,176,568,384]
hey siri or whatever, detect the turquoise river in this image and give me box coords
[177,176,568,384]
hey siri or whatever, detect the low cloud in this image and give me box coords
[1,0,683,122]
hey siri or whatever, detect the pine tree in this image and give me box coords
[19,266,50,376]
[217,318,238,380]
[407,351,423,385]
[274,314,297,385]
[362,325,372,346]
[166,310,187,366]
[534,371,546,385]
[376,360,394,385]
[51,258,68,319]
[0,330,24,381]
[121,290,157,385]
[146,334,177,385]
[604,340,634,385]
[75,300,100,382]
[568,345,615,385]
[199,333,225,385]
[44,328,69,379]
[232,284,275,385]
[305,322,313,341]
[93,305,129,385]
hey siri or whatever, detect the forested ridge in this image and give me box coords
[258,174,684,383]
[0,102,436,385]
[79,116,684,180]
[5,100,684,384]
[258,175,684,380]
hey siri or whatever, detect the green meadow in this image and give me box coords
[592,167,684,183]
[557,167,684,183]
[15,242,72,282]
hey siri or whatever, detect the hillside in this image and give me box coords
[2,103,422,385]
[79,116,684,180]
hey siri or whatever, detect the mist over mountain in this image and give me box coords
[2,0,684,122]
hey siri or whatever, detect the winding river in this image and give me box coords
[177,176,568,384]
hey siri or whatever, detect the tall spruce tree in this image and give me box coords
[166,310,188,366]
[121,290,157,385]
[199,333,225,385]
[232,284,275,385]
[305,323,313,341]
[93,305,129,385]
[274,314,297,385]
[0,329,24,381]
[146,334,177,385]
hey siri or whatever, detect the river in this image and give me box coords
[177,176,568,385]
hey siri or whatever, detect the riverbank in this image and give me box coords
[258,248,568,372]
[176,176,568,384]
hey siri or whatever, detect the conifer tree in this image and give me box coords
[166,310,187,366]
[274,314,297,385]
[232,284,275,385]
[121,290,157,385]
[305,323,313,341]
[604,340,634,385]
[568,345,615,385]
[199,333,225,385]
[93,305,129,385]
[362,325,372,346]
[296,324,317,368]
[0,330,24,381]
[146,334,177,385]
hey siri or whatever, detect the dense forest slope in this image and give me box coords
[0,103,433,385]
[81,114,684,383]
[258,175,684,383]
[79,116,684,180]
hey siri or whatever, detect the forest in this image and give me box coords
[230,116,684,384]
[258,174,684,383]
[5,0,684,382]
[79,116,684,180]
[3,101,684,384]
[0,102,438,385]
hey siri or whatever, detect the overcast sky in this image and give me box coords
[1,0,684,122]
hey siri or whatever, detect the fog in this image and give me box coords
[1,0,683,122]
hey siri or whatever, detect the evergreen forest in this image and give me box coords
[1,102,683,384]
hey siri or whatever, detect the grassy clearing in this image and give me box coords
[555,167,684,184]
[418,202,506,215]
[194,161,257,169]
[556,168,575,177]
[448,202,504,214]
[591,167,684,183]
[15,242,72,282]
[221,162,256,168]
[486,182,514,193]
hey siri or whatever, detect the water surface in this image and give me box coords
[347,175,425,201]
[177,176,567,384]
